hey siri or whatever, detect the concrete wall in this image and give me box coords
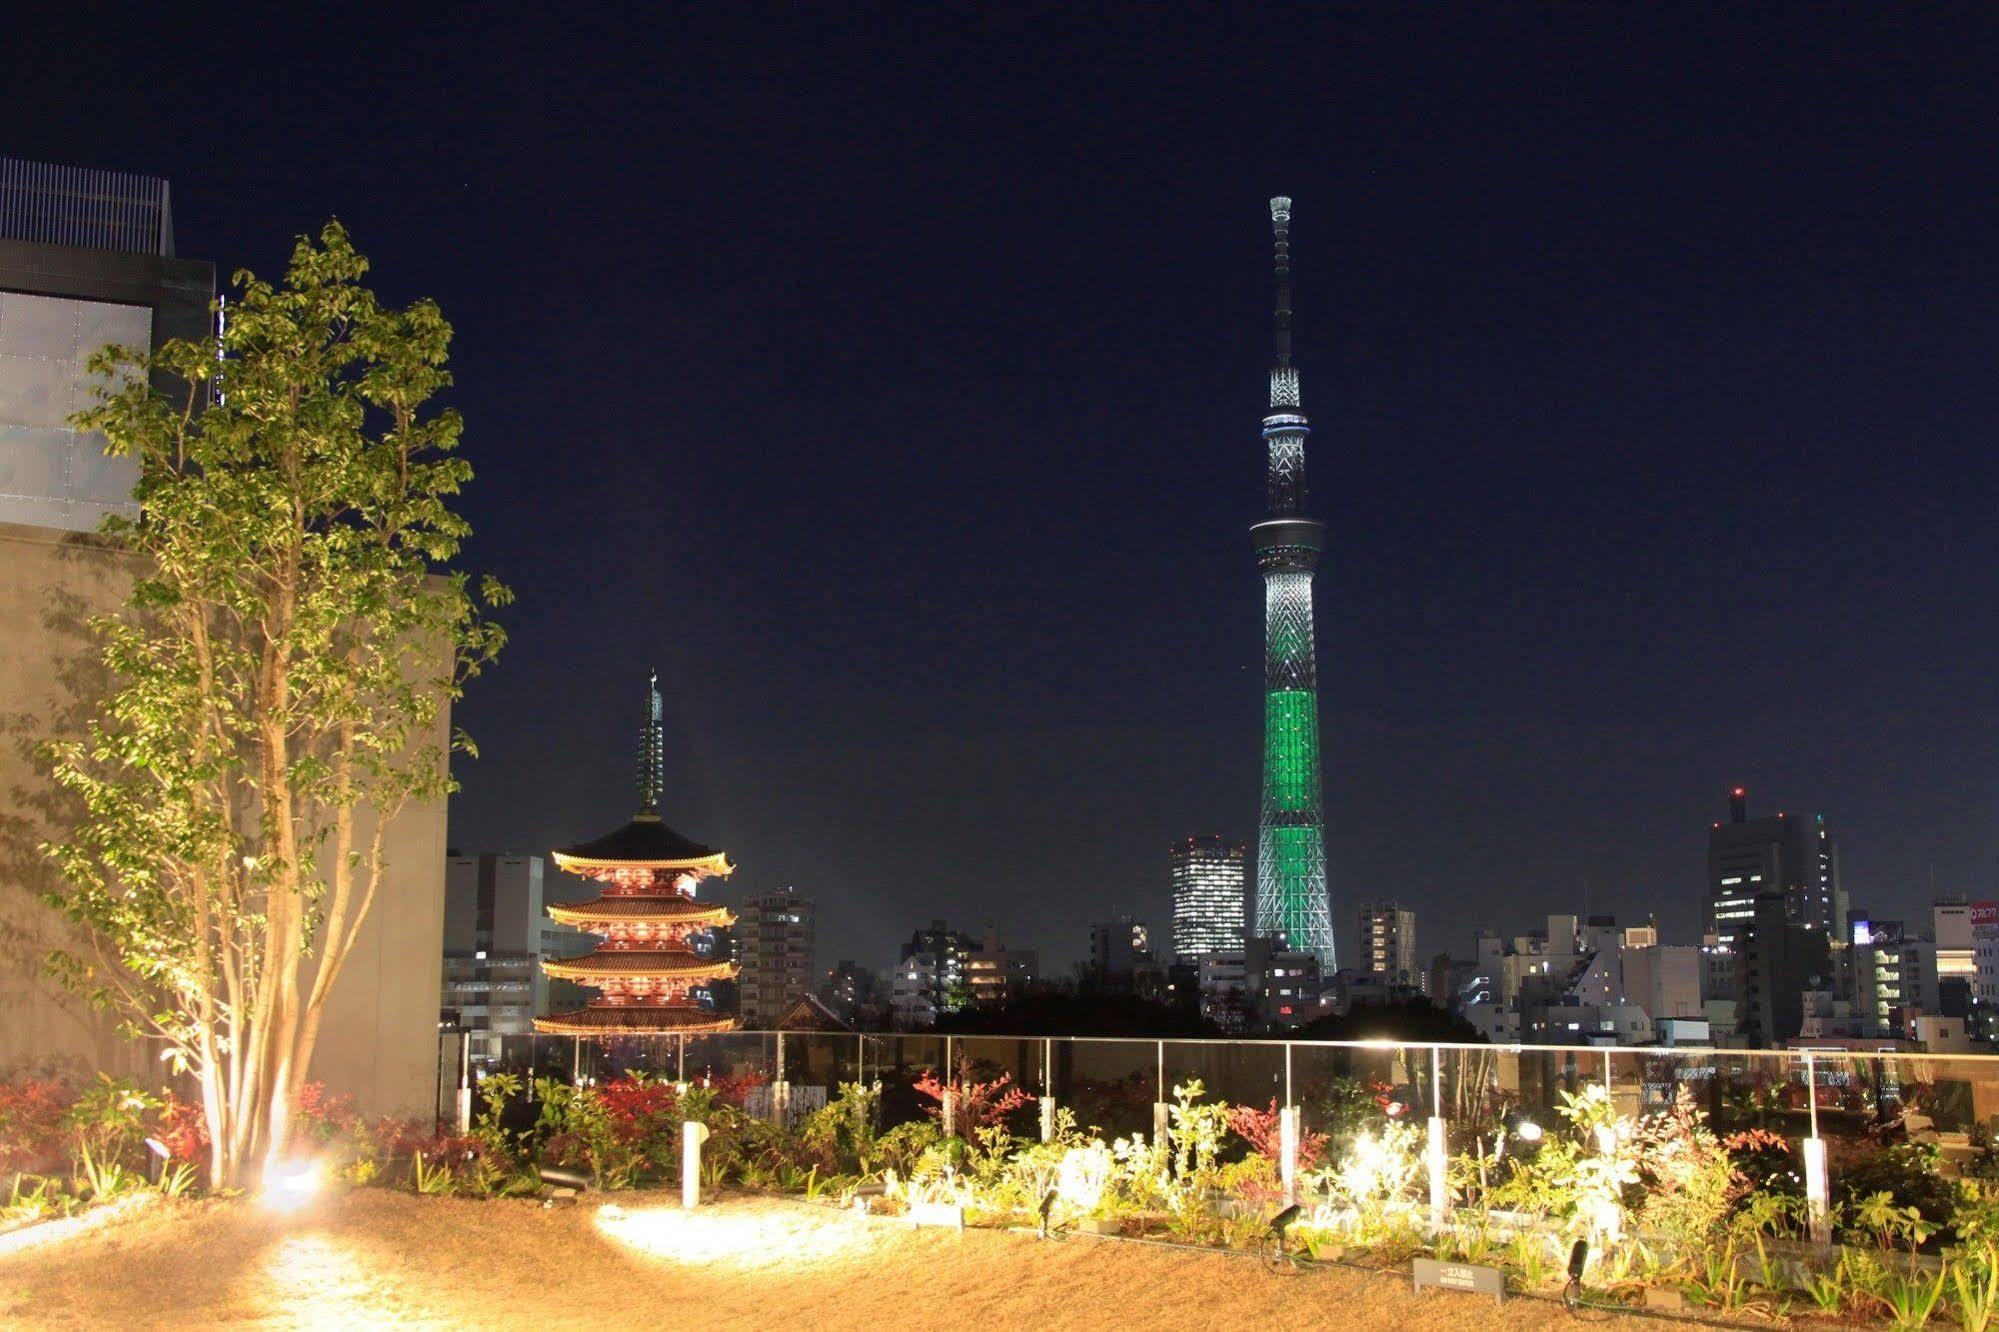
[0,520,447,1118]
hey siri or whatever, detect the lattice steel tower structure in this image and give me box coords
[1251,196,1335,969]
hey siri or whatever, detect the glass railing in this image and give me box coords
[436,1028,1999,1168]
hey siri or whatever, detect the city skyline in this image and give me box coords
[15,9,1999,973]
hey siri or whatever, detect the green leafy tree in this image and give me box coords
[42,222,507,1189]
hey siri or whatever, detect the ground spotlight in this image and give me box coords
[1262,1204,1303,1272]
[1037,1188,1058,1238]
[143,1137,170,1186]
[1514,1118,1543,1142]
[539,1165,592,1203]
[1564,1238,1589,1310]
[263,1159,321,1211]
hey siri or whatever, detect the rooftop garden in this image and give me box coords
[15,1046,1999,1327]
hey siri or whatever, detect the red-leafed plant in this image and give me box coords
[913,1054,1032,1132]
[151,1092,210,1163]
[0,1080,72,1173]
[296,1082,363,1141]
[697,1070,770,1109]
[596,1075,681,1144]
[1227,1098,1329,1172]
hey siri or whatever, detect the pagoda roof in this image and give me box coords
[548,897,734,929]
[543,950,740,981]
[534,1007,739,1035]
[553,813,733,876]
[775,994,852,1033]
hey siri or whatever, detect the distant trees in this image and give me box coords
[934,989,1216,1038]
[1287,998,1484,1045]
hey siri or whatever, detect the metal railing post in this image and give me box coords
[772,1031,789,1124]
[1803,1050,1829,1244]
[1280,1104,1300,1207]
[1153,1039,1169,1150]
[1039,1037,1057,1142]
[1427,1046,1447,1227]
[456,1032,472,1133]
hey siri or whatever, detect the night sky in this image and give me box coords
[16,7,1999,973]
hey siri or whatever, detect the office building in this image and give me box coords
[737,887,816,1027]
[1358,901,1420,990]
[1737,894,1833,1047]
[1169,835,1246,961]
[442,854,589,1062]
[1707,787,1843,958]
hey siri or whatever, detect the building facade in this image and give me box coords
[965,924,1037,1006]
[1358,901,1420,990]
[1170,835,1246,961]
[443,854,589,1062]
[1089,916,1156,980]
[736,887,816,1027]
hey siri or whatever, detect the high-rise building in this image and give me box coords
[736,887,815,1027]
[1708,788,1842,944]
[1358,901,1419,989]
[1170,836,1246,960]
[1250,197,1335,969]
[442,854,589,1062]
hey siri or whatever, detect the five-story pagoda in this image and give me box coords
[534,672,738,1034]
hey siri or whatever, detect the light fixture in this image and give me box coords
[1263,1203,1303,1271]
[1514,1118,1543,1142]
[1037,1188,1058,1239]
[1564,1238,1590,1310]
[263,1159,322,1211]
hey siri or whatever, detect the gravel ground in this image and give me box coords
[0,1189,1669,1329]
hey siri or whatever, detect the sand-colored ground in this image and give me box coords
[0,1189,1667,1330]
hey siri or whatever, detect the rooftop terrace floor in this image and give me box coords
[1,1189,1652,1329]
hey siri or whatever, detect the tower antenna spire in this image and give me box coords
[1270,195,1293,369]
[638,668,664,815]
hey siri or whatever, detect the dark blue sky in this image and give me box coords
[16,6,1999,971]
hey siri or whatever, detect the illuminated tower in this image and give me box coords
[534,671,738,1034]
[1251,196,1335,969]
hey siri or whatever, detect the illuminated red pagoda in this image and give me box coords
[534,672,738,1035]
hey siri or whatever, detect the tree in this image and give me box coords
[43,222,507,1189]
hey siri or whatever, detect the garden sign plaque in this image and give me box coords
[1411,1257,1504,1306]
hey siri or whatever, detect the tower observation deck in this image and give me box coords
[1251,197,1334,969]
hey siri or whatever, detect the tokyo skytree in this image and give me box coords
[1251,196,1334,969]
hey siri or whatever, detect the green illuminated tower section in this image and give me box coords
[1252,196,1335,969]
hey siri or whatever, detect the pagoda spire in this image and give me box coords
[638,668,664,815]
